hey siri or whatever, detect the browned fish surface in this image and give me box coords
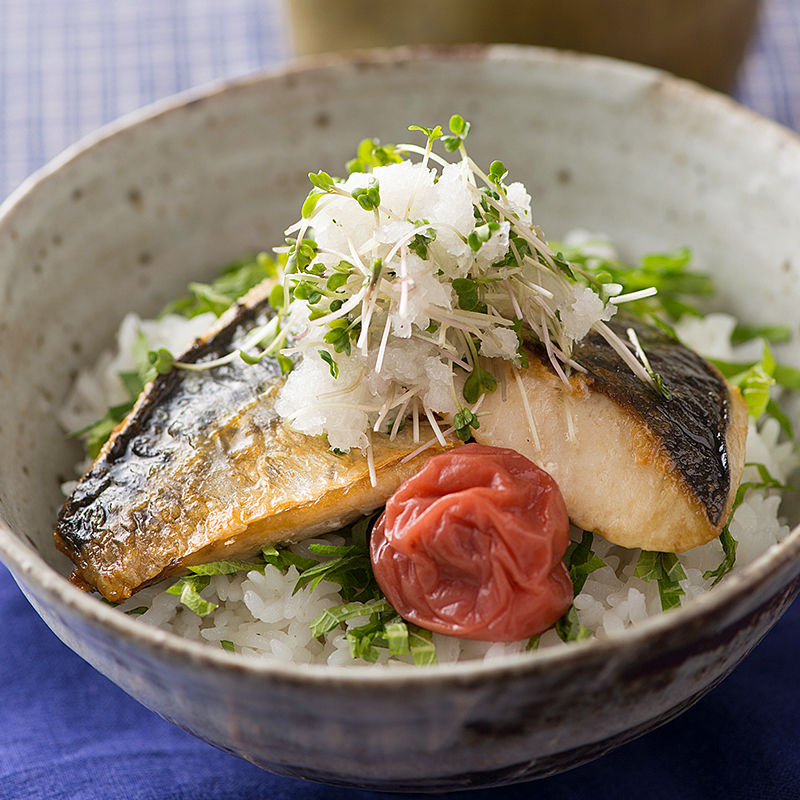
[474,318,748,552]
[55,282,453,602]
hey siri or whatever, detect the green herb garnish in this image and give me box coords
[167,559,267,617]
[166,575,217,617]
[634,551,687,611]
[186,559,265,576]
[555,605,592,642]
[350,177,381,212]
[261,545,316,574]
[703,462,793,585]
[441,113,471,152]
[550,532,606,642]
[703,527,738,588]
[554,241,713,321]
[310,598,393,638]
[453,407,480,442]
[564,531,606,594]
[710,346,799,443]
[462,362,497,404]
[162,252,279,318]
[257,514,439,665]
[346,137,403,174]
[318,349,339,378]
[731,323,791,346]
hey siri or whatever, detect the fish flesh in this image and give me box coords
[55,281,453,602]
[473,318,748,552]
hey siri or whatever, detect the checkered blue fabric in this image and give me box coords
[1,0,799,202]
[736,0,800,129]
[0,0,289,199]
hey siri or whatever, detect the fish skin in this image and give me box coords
[472,317,748,553]
[54,281,453,602]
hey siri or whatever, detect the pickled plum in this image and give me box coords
[370,444,573,641]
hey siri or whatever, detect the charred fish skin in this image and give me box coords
[55,283,452,602]
[55,289,281,598]
[574,317,737,527]
[474,316,747,553]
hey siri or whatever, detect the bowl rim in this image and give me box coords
[1,43,799,687]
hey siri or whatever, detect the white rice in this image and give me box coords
[62,300,798,666]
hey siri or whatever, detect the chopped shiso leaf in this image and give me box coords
[552,531,606,641]
[166,575,217,617]
[162,512,438,664]
[704,462,794,586]
[554,240,713,321]
[634,551,687,611]
[564,530,606,594]
[186,559,266,576]
[767,399,795,440]
[162,252,280,318]
[383,618,411,654]
[310,598,393,638]
[220,640,235,653]
[711,347,799,444]
[731,323,791,346]
[291,514,442,664]
[736,346,776,418]
[167,559,267,616]
[293,543,375,600]
[266,515,440,664]
[261,545,316,574]
[74,330,170,458]
[703,527,738,588]
[408,626,437,666]
[79,408,123,460]
[555,605,592,642]
[775,362,800,391]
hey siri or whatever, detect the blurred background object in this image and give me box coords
[287,0,762,91]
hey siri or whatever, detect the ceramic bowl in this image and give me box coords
[0,47,798,792]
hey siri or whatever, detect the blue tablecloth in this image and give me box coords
[1,2,799,798]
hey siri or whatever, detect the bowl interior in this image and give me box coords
[1,44,799,611]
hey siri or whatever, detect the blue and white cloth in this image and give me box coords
[1,2,799,798]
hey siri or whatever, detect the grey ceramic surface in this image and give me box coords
[0,47,799,790]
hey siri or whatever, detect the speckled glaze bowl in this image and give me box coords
[0,47,799,791]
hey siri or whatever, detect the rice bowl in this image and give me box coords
[1,47,799,789]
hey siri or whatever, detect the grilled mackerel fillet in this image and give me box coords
[55,281,453,602]
[474,318,748,552]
